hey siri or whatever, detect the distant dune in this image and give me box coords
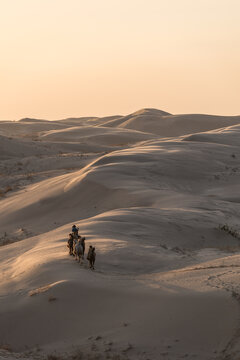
[102,109,240,136]
[39,125,156,144]
[183,123,240,146]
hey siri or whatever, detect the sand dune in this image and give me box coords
[0,120,66,138]
[184,123,240,146]
[3,108,240,140]
[58,115,122,126]
[39,125,155,144]
[1,109,240,359]
[103,109,240,137]
[1,129,239,238]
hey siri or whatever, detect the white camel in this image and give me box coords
[74,240,84,264]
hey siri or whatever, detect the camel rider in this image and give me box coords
[72,224,79,239]
[67,233,74,255]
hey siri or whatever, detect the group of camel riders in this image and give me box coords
[67,224,96,270]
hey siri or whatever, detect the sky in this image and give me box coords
[0,0,239,120]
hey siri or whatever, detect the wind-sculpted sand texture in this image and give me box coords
[1,109,240,360]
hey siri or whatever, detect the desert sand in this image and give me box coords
[0,108,240,360]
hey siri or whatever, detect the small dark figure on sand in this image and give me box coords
[67,233,74,255]
[80,236,86,258]
[72,224,78,237]
[87,245,96,270]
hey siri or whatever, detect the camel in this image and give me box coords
[74,240,84,264]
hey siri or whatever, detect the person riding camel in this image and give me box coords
[67,233,74,255]
[72,224,79,241]
[72,224,78,234]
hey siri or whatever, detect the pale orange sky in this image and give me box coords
[0,0,239,120]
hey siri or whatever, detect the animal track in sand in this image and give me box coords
[205,268,240,359]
